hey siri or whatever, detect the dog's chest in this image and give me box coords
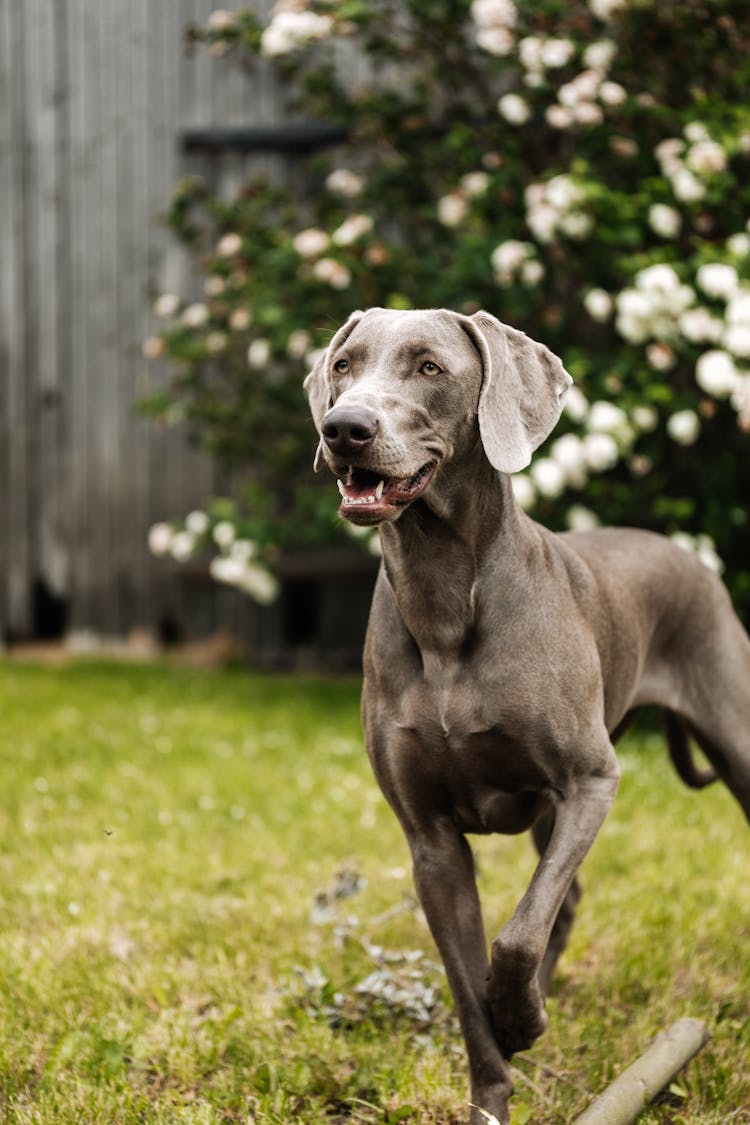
[387,661,555,831]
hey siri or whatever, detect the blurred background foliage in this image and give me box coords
[142,0,750,620]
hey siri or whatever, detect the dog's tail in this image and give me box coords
[665,711,718,789]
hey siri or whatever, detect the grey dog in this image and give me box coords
[304,307,750,1124]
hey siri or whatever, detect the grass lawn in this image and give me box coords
[0,659,748,1124]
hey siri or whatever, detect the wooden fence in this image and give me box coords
[1,0,362,655]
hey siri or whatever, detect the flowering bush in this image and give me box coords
[145,0,750,618]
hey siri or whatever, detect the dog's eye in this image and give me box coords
[333,358,349,373]
[420,361,442,376]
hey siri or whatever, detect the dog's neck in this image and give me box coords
[378,447,530,660]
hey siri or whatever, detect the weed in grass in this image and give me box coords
[0,661,748,1123]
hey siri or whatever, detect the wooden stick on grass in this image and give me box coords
[573,1017,710,1125]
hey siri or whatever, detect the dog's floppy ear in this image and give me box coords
[467,310,572,474]
[303,309,365,470]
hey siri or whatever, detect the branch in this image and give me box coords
[573,1017,710,1125]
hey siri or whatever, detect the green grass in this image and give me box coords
[0,660,748,1124]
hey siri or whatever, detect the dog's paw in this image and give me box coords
[486,955,548,1057]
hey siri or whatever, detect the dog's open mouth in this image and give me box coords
[336,462,437,524]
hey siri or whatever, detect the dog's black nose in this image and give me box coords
[321,405,379,456]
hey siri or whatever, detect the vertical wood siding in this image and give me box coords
[0,0,294,641]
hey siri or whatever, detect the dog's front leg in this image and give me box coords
[488,767,619,1058]
[407,821,514,1125]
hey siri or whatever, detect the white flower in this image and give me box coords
[326,168,365,198]
[583,39,617,70]
[559,70,600,108]
[695,350,738,397]
[583,431,619,471]
[520,259,545,286]
[204,275,226,297]
[471,0,517,27]
[617,265,694,344]
[437,193,468,227]
[671,531,724,574]
[287,329,311,359]
[648,203,681,239]
[170,530,196,561]
[332,214,373,246]
[462,171,490,196]
[524,176,589,243]
[475,26,514,54]
[684,121,709,144]
[213,521,236,550]
[471,0,517,55]
[498,93,530,125]
[312,258,352,289]
[731,375,750,429]
[588,0,627,19]
[293,227,330,258]
[667,409,700,445]
[518,36,544,71]
[229,308,252,331]
[217,232,242,256]
[559,212,594,239]
[572,102,604,127]
[540,37,574,68]
[588,401,627,434]
[655,137,685,174]
[696,262,738,300]
[679,307,724,344]
[636,263,682,294]
[566,504,600,531]
[511,474,536,509]
[206,331,227,354]
[142,335,165,359]
[230,538,257,563]
[670,167,706,203]
[185,510,209,536]
[546,175,584,211]
[148,523,173,556]
[616,288,653,343]
[261,9,333,57]
[491,239,534,283]
[550,433,588,487]
[723,324,750,359]
[588,401,633,446]
[530,457,565,498]
[208,9,236,31]
[210,555,246,586]
[181,302,209,328]
[239,563,279,604]
[546,104,574,130]
[563,385,589,422]
[247,338,271,368]
[584,288,614,322]
[686,138,727,175]
[726,290,750,326]
[632,405,658,432]
[695,536,724,574]
[727,232,750,257]
[598,81,626,106]
[646,342,676,371]
[153,292,180,318]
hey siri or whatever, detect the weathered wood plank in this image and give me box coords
[28,0,70,621]
[2,0,32,636]
[1,0,309,643]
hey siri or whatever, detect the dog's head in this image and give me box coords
[304,307,572,526]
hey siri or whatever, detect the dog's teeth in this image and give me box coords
[337,479,345,497]
[375,480,385,500]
